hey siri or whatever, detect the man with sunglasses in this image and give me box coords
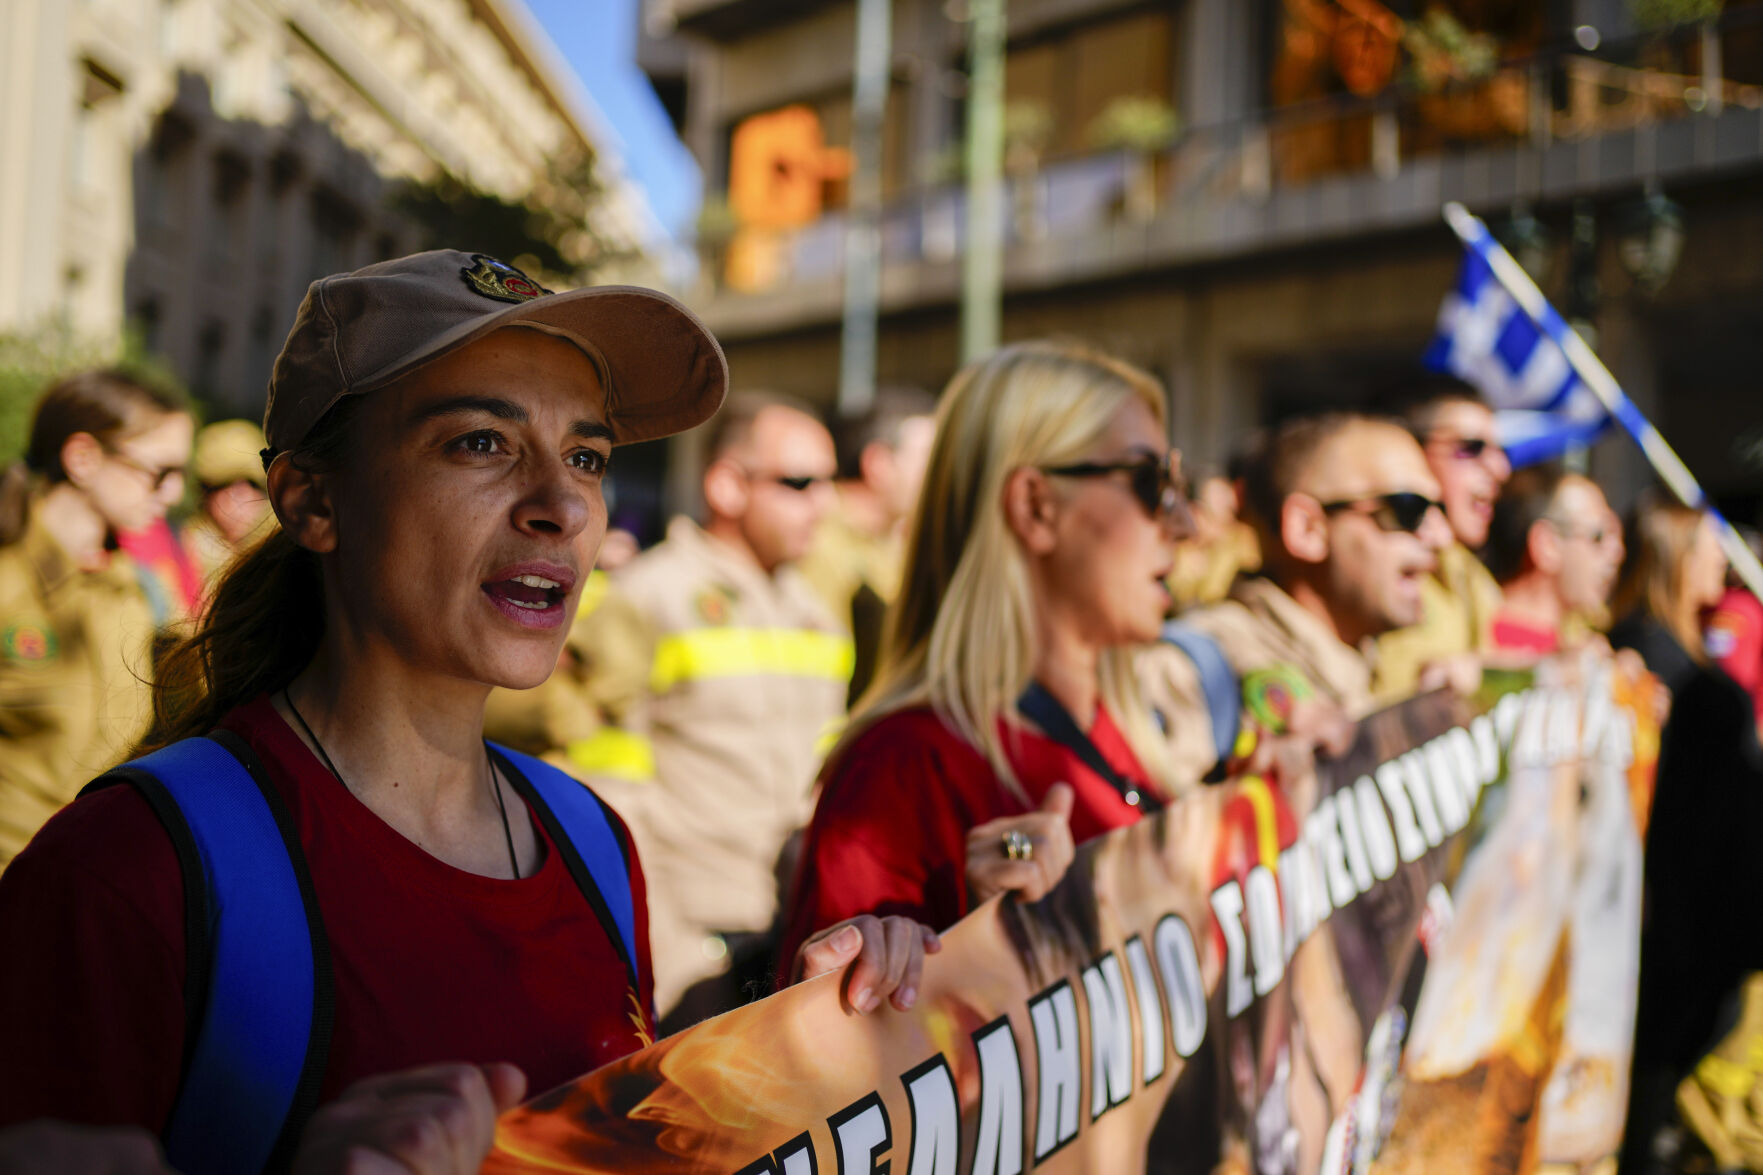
[1145,413,1453,783]
[1482,465,1623,661]
[1371,386,1511,702]
[571,390,854,1032]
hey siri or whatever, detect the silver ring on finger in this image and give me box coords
[1002,829,1034,861]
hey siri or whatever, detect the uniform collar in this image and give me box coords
[669,516,782,597]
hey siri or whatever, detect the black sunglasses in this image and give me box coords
[738,466,829,492]
[1319,492,1444,534]
[1426,434,1497,461]
[106,448,185,492]
[1042,454,1186,519]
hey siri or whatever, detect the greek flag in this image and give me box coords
[1423,245,1611,467]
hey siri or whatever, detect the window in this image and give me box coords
[71,61,123,197]
[1001,8,1177,159]
[142,114,193,233]
[193,320,227,405]
[134,297,163,355]
[310,189,360,280]
[210,151,250,264]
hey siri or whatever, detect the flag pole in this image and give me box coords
[1441,202,1763,605]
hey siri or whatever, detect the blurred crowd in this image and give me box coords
[1,331,1760,1172]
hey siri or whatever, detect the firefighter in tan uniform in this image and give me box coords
[1144,413,1453,782]
[0,370,189,867]
[582,393,852,1027]
[182,419,273,583]
[1371,388,1511,704]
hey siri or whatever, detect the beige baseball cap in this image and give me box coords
[262,250,726,454]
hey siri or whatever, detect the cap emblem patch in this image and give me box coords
[461,255,552,304]
[2,623,57,664]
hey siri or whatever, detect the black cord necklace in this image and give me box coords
[282,689,520,880]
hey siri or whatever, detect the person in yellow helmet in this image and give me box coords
[182,418,273,583]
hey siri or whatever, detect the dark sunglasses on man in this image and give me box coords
[1318,491,1444,534]
[1424,434,1499,462]
[1041,452,1188,520]
[739,467,830,492]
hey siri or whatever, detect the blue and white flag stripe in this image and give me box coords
[1424,232,1612,468]
[1435,202,1763,605]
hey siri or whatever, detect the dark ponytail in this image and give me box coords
[0,368,187,545]
[138,398,362,752]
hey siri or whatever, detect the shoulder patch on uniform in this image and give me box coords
[2,623,57,664]
[1242,664,1311,733]
[695,584,735,626]
[461,254,551,304]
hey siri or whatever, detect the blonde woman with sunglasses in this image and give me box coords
[779,341,1193,966]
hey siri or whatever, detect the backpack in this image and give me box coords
[1158,620,1242,779]
[84,730,639,1175]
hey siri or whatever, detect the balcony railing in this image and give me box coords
[698,10,1763,303]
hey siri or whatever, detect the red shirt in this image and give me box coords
[116,518,204,624]
[779,703,1158,966]
[0,694,654,1131]
[1707,586,1763,729]
[1491,612,1561,657]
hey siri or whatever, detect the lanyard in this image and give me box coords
[1016,682,1162,814]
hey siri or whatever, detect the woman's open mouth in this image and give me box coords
[482,565,574,630]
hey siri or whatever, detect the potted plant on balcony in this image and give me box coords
[1086,94,1180,223]
[1404,7,1526,142]
[1630,0,1723,29]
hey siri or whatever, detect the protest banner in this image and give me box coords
[484,653,1659,1175]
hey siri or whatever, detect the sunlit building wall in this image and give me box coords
[0,0,658,413]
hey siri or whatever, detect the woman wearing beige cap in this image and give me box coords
[0,252,933,1175]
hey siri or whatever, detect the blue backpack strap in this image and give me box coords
[1160,621,1242,771]
[488,744,639,988]
[85,731,331,1175]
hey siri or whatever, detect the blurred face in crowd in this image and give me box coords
[712,405,837,573]
[1185,475,1238,546]
[1545,476,1623,615]
[206,479,271,546]
[1419,399,1510,550]
[1684,514,1730,611]
[871,413,937,524]
[1286,421,1452,644]
[1028,396,1192,648]
[74,410,194,534]
[278,329,612,692]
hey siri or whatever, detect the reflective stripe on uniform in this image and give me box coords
[578,569,610,618]
[1239,775,1282,875]
[814,715,846,758]
[649,627,855,692]
[565,728,657,782]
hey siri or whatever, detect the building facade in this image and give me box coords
[646,0,1763,519]
[0,0,660,414]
